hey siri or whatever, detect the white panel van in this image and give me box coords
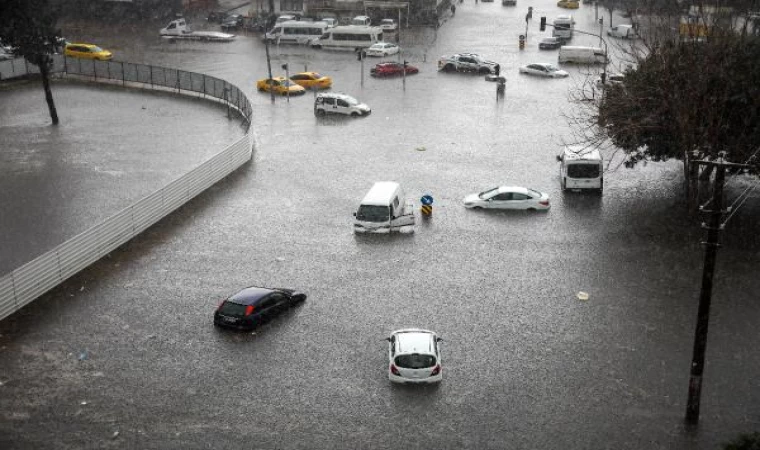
[353,182,415,233]
[265,21,330,44]
[556,145,604,192]
[558,46,607,64]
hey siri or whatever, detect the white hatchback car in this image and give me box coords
[386,329,443,384]
[463,186,550,210]
[366,42,400,57]
[314,93,371,117]
[380,18,398,32]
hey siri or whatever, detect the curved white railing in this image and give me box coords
[0,55,254,320]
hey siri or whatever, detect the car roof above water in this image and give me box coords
[563,145,602,161]
[393,329,436,354]
[228,286,275,304]
[361,181,401,206]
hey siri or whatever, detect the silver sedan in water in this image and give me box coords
[463,186,551,210]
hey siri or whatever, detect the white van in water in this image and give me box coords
[310,25,383,49]
[265,20,330,44]
[552,15,574,41]
[558,46,607,64]
[557,145,604,192]
[353,182,415,233]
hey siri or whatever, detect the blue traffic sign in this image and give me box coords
[420,195,434,206]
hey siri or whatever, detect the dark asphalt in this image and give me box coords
[1,1,759,449]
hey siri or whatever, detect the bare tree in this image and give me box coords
[0,0,62,125]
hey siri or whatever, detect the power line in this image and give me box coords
[722,184,758,227]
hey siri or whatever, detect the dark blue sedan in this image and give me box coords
[214,286,306,330]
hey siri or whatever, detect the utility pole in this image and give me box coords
[685,154,750,425]
[265,38,275,104]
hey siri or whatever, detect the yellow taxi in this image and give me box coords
[64,43,113,61]
[289,72,332,90]
[557,0,580,9]
[256,77,306,96]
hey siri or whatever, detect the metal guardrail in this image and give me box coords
[0,55,254,320]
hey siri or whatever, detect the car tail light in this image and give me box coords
[539,199,550,206]
[217,300,225,310]
[390,364,400,376]
[245,305,255,316]
[430,365,441,376]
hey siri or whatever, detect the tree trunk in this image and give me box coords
[686,153,699,215]
[39,62,59,125]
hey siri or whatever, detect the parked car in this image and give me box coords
[519,63,569,78]
[463,186,551,210]
[595,72,625,87]
[538,37,563,50]
[289,71,333,89]
[366,42,400,57]
[502,0,517,5]
[557,0,580,8]
[64,43,113,61]
[370,62,419,77]
[314,92,371,117]
[438,53,500,74]
[380,18,397,31]
[256,77,306,96]
[207,11,226,22]
[607,24,638,39]
[214,286,306,330]
[221,14,244,31]
[386,329,443,384]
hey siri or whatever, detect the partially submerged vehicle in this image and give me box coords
[160,18,236,42]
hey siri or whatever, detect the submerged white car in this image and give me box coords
[387,329,443,384]
[380,18,398,31]
[463,186,550,210]
[518,63,569,78]
[366,42,400,57]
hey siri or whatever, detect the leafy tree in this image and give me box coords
[0,0,62,125]
[723,432,760,450]
[568,1,760,211]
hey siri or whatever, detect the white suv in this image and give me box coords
[386,329,443,384]
[314,93,371,117]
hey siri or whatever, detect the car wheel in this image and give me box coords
[316,108,326,116]
[442,64,455,72]
[527,208,536,212]
[258,87,264,92]
[479,67,490,74]
[351,112,360,117]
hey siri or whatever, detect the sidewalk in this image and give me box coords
[0,79,245,274]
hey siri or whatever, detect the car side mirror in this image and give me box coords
[436,337,443,342]
[556,155,562,162]
[384,337,391,342]
[353,212,356,217]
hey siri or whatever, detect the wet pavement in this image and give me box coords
[0,80,246,274]
[1,1,760,449]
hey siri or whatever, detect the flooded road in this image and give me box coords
[1,1,759,449]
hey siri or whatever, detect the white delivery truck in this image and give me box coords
[552,15,574,41]
[558,46,607,64]
[556,145,604,192]
[353,182,415,233]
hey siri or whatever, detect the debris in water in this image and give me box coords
[577,292,589,301]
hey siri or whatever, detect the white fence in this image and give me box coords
[0,55,254,320]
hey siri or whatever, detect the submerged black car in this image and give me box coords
[214,286,306,330]
[221,14,244,31]
[539,37,563,50]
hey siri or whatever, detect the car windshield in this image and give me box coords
[344,96,359,105]
[91,46,104,52]
[528,188,543,198]
[544,64,559,71]
[311,73,323,79]
[395,354,436,369]
[382,19,393,24]
[356,205,389,222]
[219,301,247,316]
[281,80,296,87]
[567,163,601,178]
[479,187,499,199]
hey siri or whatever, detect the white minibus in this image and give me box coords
[552,15,574,41]
[310,25,383,49]
[558,46,607,64]
[265,21,330,44]
[557,145,604,192]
